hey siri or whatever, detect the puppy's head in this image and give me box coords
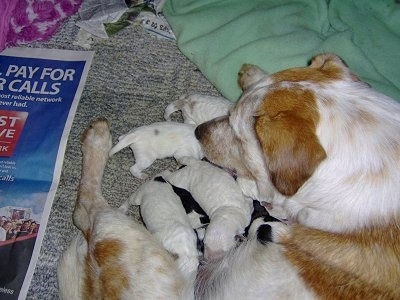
[196,54,361,197]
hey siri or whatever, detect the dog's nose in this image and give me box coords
[195,125,202,140]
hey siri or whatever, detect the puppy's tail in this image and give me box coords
[109,131,137,156]
[164,96,186,121]
[74,118,112,233]
[118,183,144,214]
[128,187,143,206]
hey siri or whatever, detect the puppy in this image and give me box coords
[164,94,232,125]
[125,172,200,279]
[163,156,252,261]
[109,122,203,179]
[166,176,210,251]
[194,53,400,298]
[57,119,190,299]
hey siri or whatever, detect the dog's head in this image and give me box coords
[195,54,366,198]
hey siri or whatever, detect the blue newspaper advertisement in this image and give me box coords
[0,48,93,299]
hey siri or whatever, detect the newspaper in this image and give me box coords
[73,0,174,48]
[0,47,94,299]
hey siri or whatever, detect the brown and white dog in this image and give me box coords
[57,119,193,299]
[58,54,400,299]
[194,53,400,298]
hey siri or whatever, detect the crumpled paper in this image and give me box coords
[74,0,174,48]
[75,0,128,39]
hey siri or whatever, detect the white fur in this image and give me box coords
[281,80,400,232]
[195,237,315,300]
[109,122,203,179]
[164,94,232,125]
[126,172,200,279]
[57,234,87,299]
[163,156,252,260]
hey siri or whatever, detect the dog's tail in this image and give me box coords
[73,118,112,233]
[108,131,137,156]
[164,96,186,121]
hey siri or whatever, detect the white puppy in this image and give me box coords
[109,122,203,179]
[163,156,252,261]
[164,94,232,125]
[123,172,200,280]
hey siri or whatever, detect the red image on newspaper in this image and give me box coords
[0,110,28,157]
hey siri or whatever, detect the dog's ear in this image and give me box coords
[309,53,366,84]
[255,87,326,196]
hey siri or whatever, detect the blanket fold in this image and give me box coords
[164,0,400,102]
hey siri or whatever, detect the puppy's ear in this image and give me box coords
[255,87,326,196]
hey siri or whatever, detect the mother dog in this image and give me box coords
[58,54,400,299]
[194,53,400,298]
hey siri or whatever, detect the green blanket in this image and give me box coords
[164,0,400,102]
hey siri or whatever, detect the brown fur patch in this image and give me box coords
[271,54,350,85]
[83,238,130,299]
[255,86,326,195]
[283,222,400,299]
[93,239,124,266]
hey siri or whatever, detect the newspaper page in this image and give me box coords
[0,47,94,300]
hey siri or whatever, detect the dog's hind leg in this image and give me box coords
[73,118,113,233]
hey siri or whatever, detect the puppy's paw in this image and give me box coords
[81,118,112,155]
[238,64,267,91]
[178,94,190,101]
[129,165,149,180]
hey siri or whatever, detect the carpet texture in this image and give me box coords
[25,12,219,299]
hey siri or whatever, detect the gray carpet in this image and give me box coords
[26,12,219,299]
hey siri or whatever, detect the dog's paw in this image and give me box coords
[81,118,112,154]
[238,64,267,91]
